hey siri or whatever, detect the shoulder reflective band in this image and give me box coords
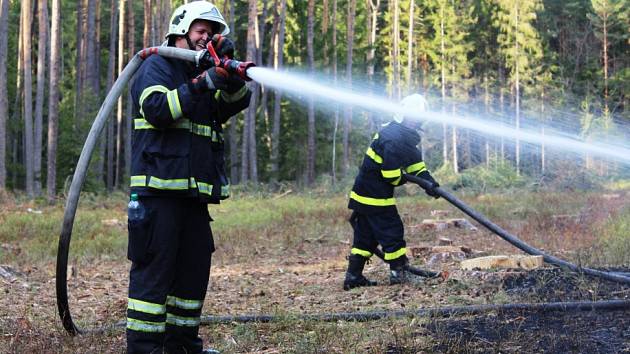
[366,147,383,164]
[351,248,373,258]
[166,89,183,120]
[218,85,249,103]
[384,247,406,261]
[127,318,166,333]
[167,295,203,310]
[128,298,166,315]
[405,161,427,174]
[381,168,402,179]
[166,313,201,327]
[350,191,396,206]
[139,85,169,117]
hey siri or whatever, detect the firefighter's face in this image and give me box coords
[177,20,213,51]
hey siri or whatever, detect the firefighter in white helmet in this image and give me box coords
[343,94,440,290]
[126,2,249,353]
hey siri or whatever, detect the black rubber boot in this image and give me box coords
[343,254,377,291]
[389,255,419,285]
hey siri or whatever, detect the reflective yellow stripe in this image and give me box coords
[349,191,396,206]
[405,161,427,174]
[148,177,189,190]
[373,133,379,140]
[139,85,169,117]
[219,85,248,103]
[133,118,191,130]
[167,295,203,310]
[366,147,383,164]
[197,182,212,196]
[130,175,147,187]
[381,169,401,179]
[191,123,213,137]
[351,248,373,258]
[384,247,406,261]
[127,318,166,333]
[166,89,183,120]
[391,176,402,186]
[128,298,166,315]
[166,313,200,327]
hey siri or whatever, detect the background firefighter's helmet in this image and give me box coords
[166,1,230,39]
[393,94,429,123]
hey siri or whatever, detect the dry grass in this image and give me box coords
[0,187,628,353]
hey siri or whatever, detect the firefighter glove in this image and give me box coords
[418,170,440,199]
[224,74,246,94]
[189,67,230,94]
[211,34,235,59]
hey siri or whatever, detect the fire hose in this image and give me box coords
[55,45,254,335]
[403,173,630,286]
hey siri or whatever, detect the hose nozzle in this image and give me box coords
[223,59,256,81]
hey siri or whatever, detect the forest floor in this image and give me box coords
[0,187,629,353]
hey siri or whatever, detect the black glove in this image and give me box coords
[211,34,235,59]
[224,74,246,94]
[188,67,229,94]
[418,170,440,199]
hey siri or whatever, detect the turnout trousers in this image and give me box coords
[127,197,215,354]
[349,209,406,262]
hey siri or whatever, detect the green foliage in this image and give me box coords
[433,158,525,191]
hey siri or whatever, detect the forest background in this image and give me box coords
[0,0,628,202]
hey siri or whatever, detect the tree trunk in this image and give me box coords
[22,0,35,196]
[125,0,135,181]
[242,0,259,183]
[115,0,125,188]
[331,0,338,181]
[0,0,9,189]
[46,0,60,202]
[270,0,286,182]
[33,0,49,196]
[86,0,98,96]
[484,75,490,167]
[451,62,458,174]
[440,4,448,167]
[74,0,85,125]
[406,0,414,89]
[342,0,356,177]
[143,0,152,47]
[514,4,520,176]
[226,0,239,183]
[366,0,380,133]
[106,0,118,191]
[392,0,400,99]
[306,0,315,185]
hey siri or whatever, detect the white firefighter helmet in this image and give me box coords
[166,1,229,39]
[393,94,429,123]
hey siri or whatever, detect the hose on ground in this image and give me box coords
[404,173,630,286]
[55,47,203,335]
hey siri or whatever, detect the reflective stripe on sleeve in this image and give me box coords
[133,118,191,130]
[128,298,166,315]
[381,169,401,179]
[349,191,396,206]
[384,247,406,261]
[366,147,383,164]
[351,248,373,258]
[405,161,427,174]
[139,85,169,117]
[166,89,183,120]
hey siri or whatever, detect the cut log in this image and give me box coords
[460,255,544,271]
